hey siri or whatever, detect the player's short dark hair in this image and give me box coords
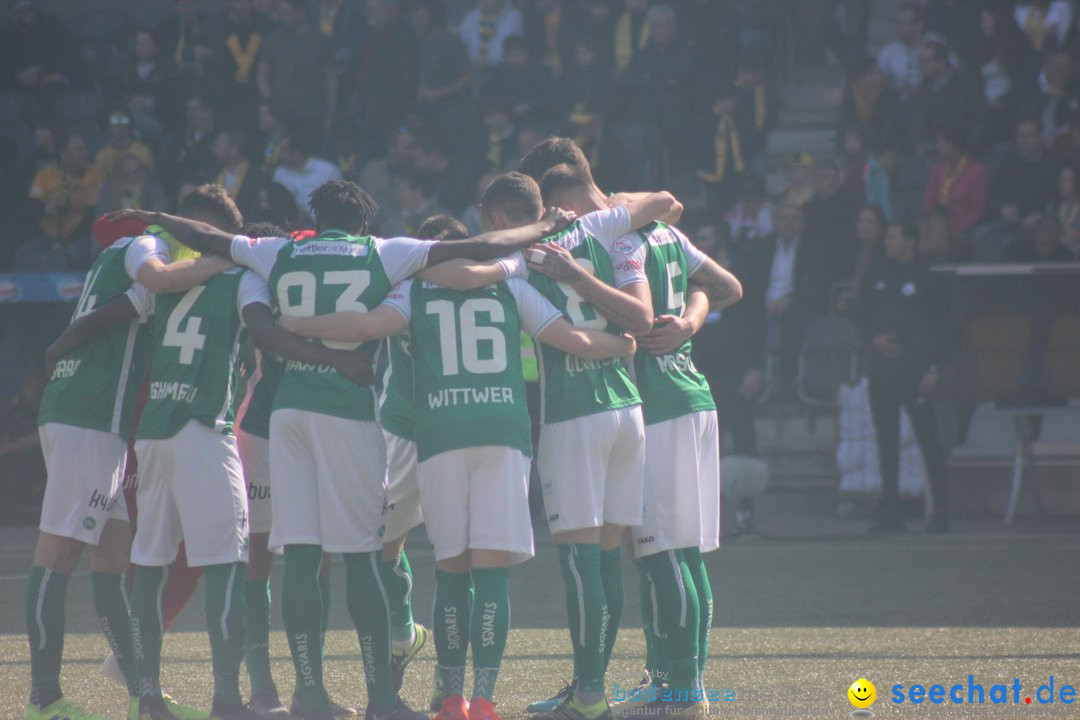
[239,221,286,238]
[417,215,468,240]
[538,163,591,205]
[480,172,543,225]
[179,183,243,232]
[518,137,594,184]
[309,180,379,234]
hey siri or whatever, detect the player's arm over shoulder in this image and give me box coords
[277,281,411,343]
[129,234,236,293]
[680,229,742,309]
[45,290,147,376]
[510,278,637,360]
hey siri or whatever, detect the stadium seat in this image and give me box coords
[950,402,1016,464]
[796,315,860,407]
[1044,315,1080,401]
[1031,410,1080,460]
[968,314,1031,403]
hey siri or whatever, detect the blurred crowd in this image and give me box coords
[3,0,1080,516]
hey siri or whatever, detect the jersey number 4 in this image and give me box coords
[426,298,507,376]
[163,287,207,365]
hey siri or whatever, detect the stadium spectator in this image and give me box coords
[911,38,986,155]
[0,0,81,96]
[682,0,742,80]
[479,95,518,175]
[1015,0,1073,54]
[976,116,1065,261]
[609,0,650,76]
[519,0,590,76]
[804,160,860,247]
[257,0,335,135]
[690,222,764,456]
[27,130,102,255]
[254,179,310,230]
[350,0,418,159]
[564,104,628,195]
[839,56,905,153]
[272,126,342,215]
[877,2,927,102]
[483,35,556,125]
[155,0,219,91]
[844,204,888,305]
[415,0,474,160]
[460,0,523,70]
[214,0,268,134]
[256,100,286,173]
[921,125,987,239]
[96,154,168,218]
[740,204,828,400]
[696,83,744,214]
[775,153,816,208]
[0,134,24,269]
[94,108,155,177]
[854,221,952,534]
[163,91,219,193]
[1048,163,1080,254]
[724,174,774,249]
[557,37,611,123]
[977,4,1037,148]
[212,128,267,219]
[733,56,774,175]
[1022,50,1080,141]
[839,127,869,200]
[926,0,982,69]
[381,169,448,238]
[121,28,171,149]
[359,129,419,234]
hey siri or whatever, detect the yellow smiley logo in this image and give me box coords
[848,678,876,709]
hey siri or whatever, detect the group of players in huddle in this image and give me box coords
[25,137,742,720]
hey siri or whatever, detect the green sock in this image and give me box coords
[600,548,624,673]
[470,567,509,701]
[558,544,607,696]
[244,578,275,696]
[682,548,712,676]
[130,564,169,699]
[343,552,395,713]
[433,570,471,699]
[319,569,330,653]
[204,563,246,705]
[383,551,415,650]
[639,551,700,694]
[92,571,138,697]
[283,545,329,714]
[636,562,667,682]
[26,565,69,708]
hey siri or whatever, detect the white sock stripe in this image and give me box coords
[119,572,132,614]
[35,568,52,650]
[392,560,413,608]
[647,574,664,639]
[155,568,169,634]
[369,551,393,668]
[667,551,687,629]
[220,564,238,641]
[567,547,587,647]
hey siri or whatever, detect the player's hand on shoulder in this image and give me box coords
[333,351,375,386]
[541,206,576,234]
[527,242,583,283]
[638,314,693,355]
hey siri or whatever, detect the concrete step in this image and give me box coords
[767,128,836,157]
[780,84,844,112]
[777,107,839,130]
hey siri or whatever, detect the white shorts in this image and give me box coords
[416,446,533,565]
[382,431,423,543]
[38,424,129,545]
[538,406,645,534]
[236,429,272,535]
[269,408,386,553]
[132,421,249,567]
[632,411,720,558]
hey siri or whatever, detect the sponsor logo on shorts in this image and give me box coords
[82,516,96,530]
[548,513,559,522]
[637,535,655,545]
[247,484,270,501]
[87,489,118,513]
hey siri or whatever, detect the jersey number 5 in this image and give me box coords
[426,298,507,376]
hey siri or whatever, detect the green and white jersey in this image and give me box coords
[622,222,716,425]
[230,230,434,421]
[238,351,283,439]
[38,234,165,436]
[378,333,415,441]
[498,207,645,424]
[136,269,271,440]
[382,277,561,462]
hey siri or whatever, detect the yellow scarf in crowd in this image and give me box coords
[614,11,648,74]
[216,160,249,200]
[226,33,262,85]
[1023,5,1047,51]
[319,0,342,36]
[702,114,744,182]
[938,156,967,206]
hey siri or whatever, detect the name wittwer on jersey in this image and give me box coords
[428,386,514,409]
